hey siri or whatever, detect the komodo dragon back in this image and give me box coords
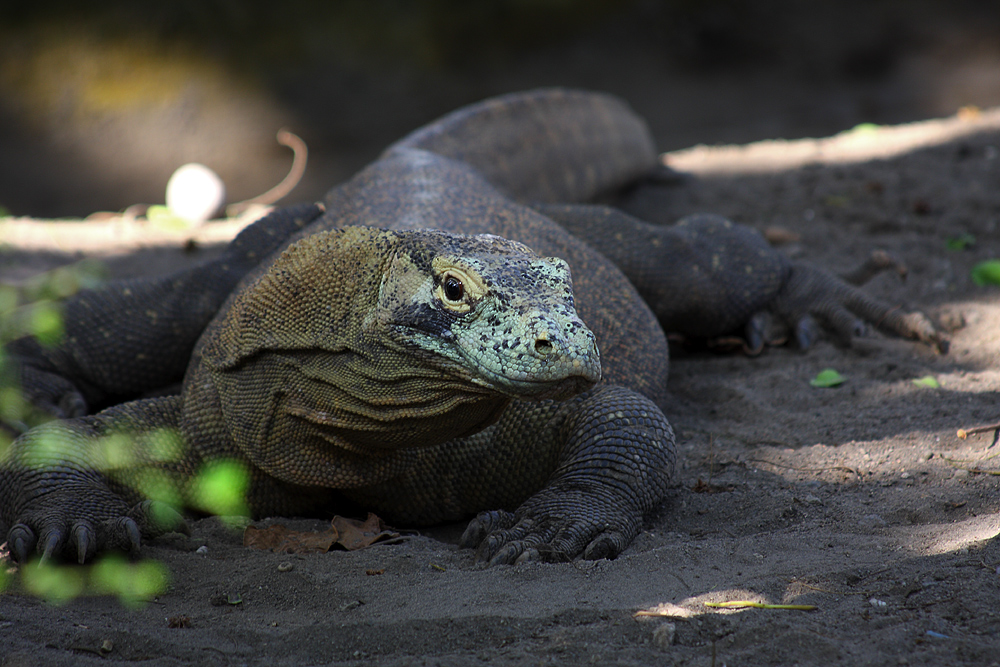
[386,88,658,204]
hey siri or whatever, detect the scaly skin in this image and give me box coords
[0,89,942,565]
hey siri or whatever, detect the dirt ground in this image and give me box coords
[2,103,1000,666]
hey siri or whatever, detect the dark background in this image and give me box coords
[1,0,998,218]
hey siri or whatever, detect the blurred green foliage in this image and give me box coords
[90,556,170,608]
[0,260,251,602]
[945,233,976,251]
[18,555,169,607]
[0,260,107,433]
[0,259,106,347]
[970,260,1000,286]
[20,560,86,605]
[193,459,251,517]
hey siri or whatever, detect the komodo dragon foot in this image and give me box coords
[459,385,677,565]
[765,261,947,353]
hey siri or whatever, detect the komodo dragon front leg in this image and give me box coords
[342,385,676,565]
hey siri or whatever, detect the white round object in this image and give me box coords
[165,163,226,223]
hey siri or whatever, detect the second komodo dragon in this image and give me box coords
[0,89,943,565]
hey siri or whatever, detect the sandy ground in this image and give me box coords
[2,107,1000,666]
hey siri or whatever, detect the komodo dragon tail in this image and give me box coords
[384,88,658,204]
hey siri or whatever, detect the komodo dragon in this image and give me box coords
[0,89,943,566]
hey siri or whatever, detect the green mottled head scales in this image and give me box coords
[376,230,601,399]
[195,225,599,487]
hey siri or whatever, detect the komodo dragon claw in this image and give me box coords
[7,501,186,564]
[769,262,949,353]
[461,506,635,565]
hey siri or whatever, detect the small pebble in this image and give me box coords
[859,514,887,528]
[195,546,209,555]
[652,622,676,648]
[869,597,887,608]
[277,562,294,572]
[953,468,969,480]
[900,472,911,479]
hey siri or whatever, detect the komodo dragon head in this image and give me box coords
[372,229,601,400]
[196,226,600,486]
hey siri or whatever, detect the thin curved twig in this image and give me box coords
[227,129,309,216]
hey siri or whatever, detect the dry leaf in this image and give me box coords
[331,513,400,551]
[243,523,338,554]
[243,513,401,554]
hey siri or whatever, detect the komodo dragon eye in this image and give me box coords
[443,275,464,302]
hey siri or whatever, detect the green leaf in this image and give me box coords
[849,122,880,135]
[810,369,845,388]
[147,205,195,231]
[945,233,976,251]
[970,260,1000,286]
[911,375,940,388]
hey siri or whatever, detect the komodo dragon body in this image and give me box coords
[0,90,942,566]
